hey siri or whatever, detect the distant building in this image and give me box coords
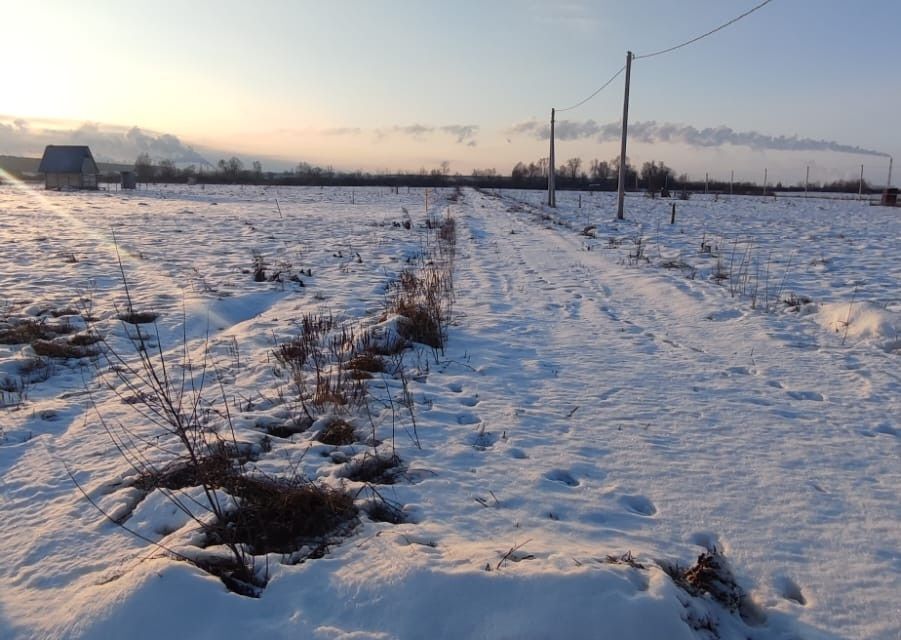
[38,145,99,190]
[120,170,137,190]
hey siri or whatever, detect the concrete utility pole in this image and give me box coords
[805,166,810,196]
[763,168,767,196]
[859,164,864,199]
[616,51,633,220]
[705,172,709,195]
[888,156,894,188]
[548,108,556,207]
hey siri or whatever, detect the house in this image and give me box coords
[38,145,99,190]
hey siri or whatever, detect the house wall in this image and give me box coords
[81,158,98,189]
[45,173,83,189]
[44,171,99,190]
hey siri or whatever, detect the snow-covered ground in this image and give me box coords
[0,184,898,639]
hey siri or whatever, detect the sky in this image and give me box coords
[1,0,899,184]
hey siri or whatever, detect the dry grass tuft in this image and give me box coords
[211,475,358,555]
[31,339,97,359]
[0,319,60,344]
[661,550,745,614]
[317,419,357,446]
[117,310,159,324]
[341,453,404,485]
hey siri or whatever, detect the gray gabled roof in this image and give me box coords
[38,145,98,174]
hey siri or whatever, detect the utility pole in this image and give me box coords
[730,170,734,196]
[705,172,709,195]
[548,108,556,207]
[888,156,894,188]
[859,164,864,199]
[805,166,809,196]
[763,168,767,196]
[616,51,633,220]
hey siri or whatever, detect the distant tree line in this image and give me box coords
[125,152,882,194]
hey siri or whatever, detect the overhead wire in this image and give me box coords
[555,65,626,113]
[634,0,775,60]
[552,0,775,113]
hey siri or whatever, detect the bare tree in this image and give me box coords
[158,159,177,180]
[589,159,610,181]
[135,153,155,182]
[566,157,583,180]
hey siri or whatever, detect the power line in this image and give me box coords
[553,0,774,113]
[555,65,625,113]
[634,0,775,60]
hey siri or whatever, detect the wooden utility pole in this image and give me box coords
[616,51,633,220]
[548,108,556,207]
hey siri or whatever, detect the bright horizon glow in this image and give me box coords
[1,0,899,184]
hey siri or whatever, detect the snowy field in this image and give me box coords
[0,183,898,639]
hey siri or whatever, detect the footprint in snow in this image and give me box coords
[543,469,579,487]
[786,390,824,402]
[873,423,899,438]
[724,366,754,376]
[619,494,657,517]
[706,308,743,322]
[508,448,529,459]
[447,382,464,393]
[688,531,722,552]
[456,412,481,425]
[774,575,807,606]
[459,396,480,407]
[466,429,497,450]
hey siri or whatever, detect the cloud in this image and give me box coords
[508,118,889,157]
[320,127,362,136]
[0,118,212,165]
[369,123,479,146]
[508,120,547,138]
[530,2,602,35]
[507,119,603,141]
[440,124,480,145]
[394,124,434,138]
